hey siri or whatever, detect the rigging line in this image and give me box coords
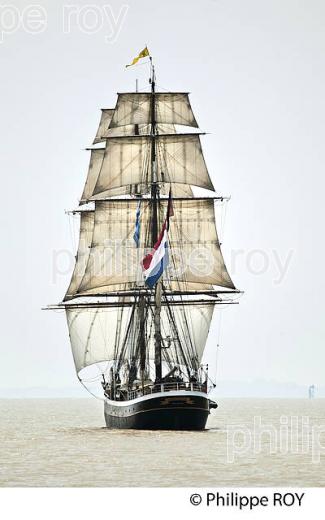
[156,99,196,127]
[87,203,146,288]
[78,376,104,401]
[138,297,150,358]
[102,144,146,187]
[218,198,229,245]
[169,306,190,368]
[67,307,101,366]
[160,322,177,371]
[83,308,99,368]
[156,138,171,185]
[142,138,151,186]
[96,307,107,344]
[178,299,198,366]
[155,305,176,370]
[214,307,223,385]
[113,297,125,360]
[163,294,191,378]
[161,142,208,183]
[80,372,105,383]
[165,285,197,368]
[166,205,211,364]
[167,201,199,294]
[136,84,153,93]
[130,295,146,362]
[200,364,218,392]
[147,304,176,370]
[68,212,78,257]
[113,95,152,125]
[116,302,137,373]
[161,311,179,368]
[94,359,110,381]
[154,83,169,92]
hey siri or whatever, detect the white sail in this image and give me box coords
[65,211,94,301]
[66,199,234,299]
[93,109,114,144]
[80,147,193,205]
[80,149,107,203]
[66,302,213,373]
[91,134,213,197]
[92,97,188,144]
[156,303,214,363]
[110,93,198,128]
[66,304,133,373]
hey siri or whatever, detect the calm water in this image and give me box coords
[0,398,324,487]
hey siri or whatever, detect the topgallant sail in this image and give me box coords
[50,60,240,430]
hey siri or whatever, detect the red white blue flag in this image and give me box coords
[142,190,173,288]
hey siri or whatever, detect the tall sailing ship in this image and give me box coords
[50,55,239,430]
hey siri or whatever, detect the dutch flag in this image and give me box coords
[142,190,173,288]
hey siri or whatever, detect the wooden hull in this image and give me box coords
[104,390,212,430]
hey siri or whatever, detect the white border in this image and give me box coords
[0,488,324,520]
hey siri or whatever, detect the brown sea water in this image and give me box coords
[0,398,324,487]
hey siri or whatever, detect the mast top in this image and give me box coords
[149,56,156,92]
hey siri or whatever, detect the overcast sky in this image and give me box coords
[1,0,324,395]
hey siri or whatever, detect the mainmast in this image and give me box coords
[150,60,162,382]
[150,60,158,243]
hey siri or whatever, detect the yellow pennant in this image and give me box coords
[126,46,150,68]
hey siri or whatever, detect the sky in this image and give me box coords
[0,0,324,396]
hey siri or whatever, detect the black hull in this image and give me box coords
[104,391,211,430]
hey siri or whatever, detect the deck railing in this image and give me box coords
[125,381,205,401]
